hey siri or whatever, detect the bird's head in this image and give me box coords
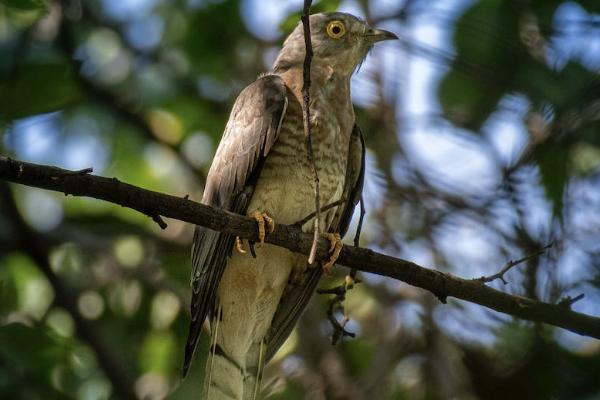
[273,12,397,76]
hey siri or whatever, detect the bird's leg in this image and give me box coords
[235,211,275,254]
[321,233,342,276]
[249,210,275,244]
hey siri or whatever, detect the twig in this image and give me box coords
[318,198,366,344]
[151,214,168,229]
[2,156,600,339]
[558,293,585,309]
[317,278,360,344]
[475,243,553,284]
[294,198,346,227]
[300,0,322,265]
[354,197,366,248]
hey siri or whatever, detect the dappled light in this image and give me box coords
[1,0,600,399]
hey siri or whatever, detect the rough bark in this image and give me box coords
[1,156,599,339]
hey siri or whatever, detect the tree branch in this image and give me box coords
[2,156,600,339]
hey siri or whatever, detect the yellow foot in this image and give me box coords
[235,211,275,254]
[321,233,342,276]
[249,210,275,244]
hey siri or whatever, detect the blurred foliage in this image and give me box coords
[0,0,599,399]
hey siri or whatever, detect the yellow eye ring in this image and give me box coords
[326,21,346,39]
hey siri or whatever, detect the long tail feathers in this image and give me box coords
[252,340,266,400]
[204,304,221,399]
[242,339,267,400]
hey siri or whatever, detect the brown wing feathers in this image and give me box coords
[183,75,288,376]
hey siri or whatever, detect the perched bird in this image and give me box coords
[183,12,397,399]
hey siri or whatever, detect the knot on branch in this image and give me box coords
[558,293,585,309]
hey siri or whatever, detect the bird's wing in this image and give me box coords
[265,124,365,361]
[183,74,288,376]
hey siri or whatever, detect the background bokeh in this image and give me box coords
[1,0,600,399]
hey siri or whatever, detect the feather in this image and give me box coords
[183,74,288,378]
[264,124,366,362]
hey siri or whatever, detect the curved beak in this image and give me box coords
[364,27,399,43]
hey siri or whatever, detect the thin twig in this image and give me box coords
[151,214,168,229]
[353,197,366,248]
[295,198,346,227]
[317,285,356,344]
[300,0,322,265]
[318,198,367,344]
[558,293,585,309]
[475,242,554,284]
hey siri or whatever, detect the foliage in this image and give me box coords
[0,0,599,399]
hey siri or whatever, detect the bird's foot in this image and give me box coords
[249,210,275,244]
[321,233,342,276]
[235,236,247,254]
[234,211,275,254]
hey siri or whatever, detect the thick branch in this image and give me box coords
[2,156,600,339]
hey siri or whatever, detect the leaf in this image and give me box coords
[529,0,563,36]
[279,0,342,34]
[0,62,81,120]
[578,0,600,13]
[0,0,48,11]
[341,339,374,376]
[182,0,247,78]
[438,0,526,129]
[0,322,72,399]
[534,141,569,217]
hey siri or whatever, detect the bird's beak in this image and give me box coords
[364,27,399,43]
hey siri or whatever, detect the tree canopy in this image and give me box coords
[1,0,599,399]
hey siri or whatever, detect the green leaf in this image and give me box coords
[0,0,48,11]
[341,339,374,376]
[182,0,247,78]
[0,322,72,399]
[579,0,600,13]
[534,142,569,217]
[0,62,81,120]
[529,0,563,36]
[438,0,526,129]
[279,0,342,34]
[138,331,176,374]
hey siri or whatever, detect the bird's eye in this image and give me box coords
[326,21,346,39]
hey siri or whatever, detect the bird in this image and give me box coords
[183,12,397,400]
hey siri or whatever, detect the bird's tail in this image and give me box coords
[202,305,245,400]
[242,339,267,400]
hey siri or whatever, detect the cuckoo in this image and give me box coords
[183,12,397,399]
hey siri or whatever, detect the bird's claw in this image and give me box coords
[235,236,247,254]
[322,233,342,276]
[249,210,275,245]
[235,211,274,255]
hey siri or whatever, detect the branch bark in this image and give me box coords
[2,156,600,339]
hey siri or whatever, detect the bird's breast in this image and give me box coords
[248,86,353,230]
